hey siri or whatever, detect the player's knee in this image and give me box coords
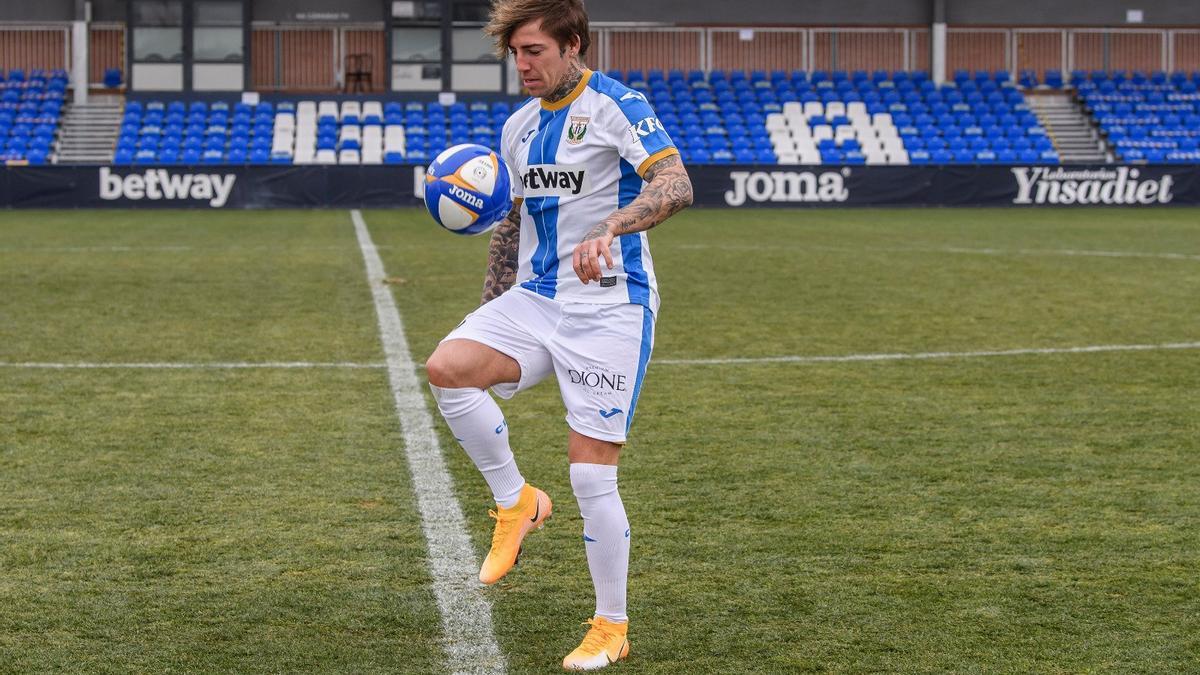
[424,349,460,388]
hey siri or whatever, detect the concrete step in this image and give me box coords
[56,101,123,163]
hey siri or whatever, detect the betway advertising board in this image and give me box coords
[1,164,1197,208]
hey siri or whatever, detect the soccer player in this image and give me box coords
[424,0,692,669]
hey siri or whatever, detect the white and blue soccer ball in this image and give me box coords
[422,144,513,236]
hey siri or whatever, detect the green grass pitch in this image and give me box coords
[1,207,1198,673]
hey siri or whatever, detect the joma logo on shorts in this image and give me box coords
[568,369,627,392]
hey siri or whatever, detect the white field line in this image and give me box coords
[350,209,505,675]
[5,341,1198,371]
[934,246,1200,262]
[654,341,1200,366]
[0,245,197,253]
[0,361,384,369]
[0,244,387,254]
[670,243,1200,261]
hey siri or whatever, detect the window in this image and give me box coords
[194,28,242,61]
[451,0,490,22]
[392,1,441,19]
[132,0,183,62]
[392,28,441,62]
[453,28,495,63]
[133,0,182,26]
[194,1,241,25]
[134,27,183,62]
[193,1,242,62]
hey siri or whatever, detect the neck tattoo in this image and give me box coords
[545,63,584,103]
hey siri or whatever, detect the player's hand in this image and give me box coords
[573,226,614,284]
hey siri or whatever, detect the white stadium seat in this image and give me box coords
[362,101,383,119]
[772,139,798,155]
[339,125,361,143]
[361,146,383,164]
[803,101,823,117]
[887,150,910,165]
[834,126,857,142]
[789,123,814,138]
[846,101,867,118]
[317,100,339,119]
[296,101,317,119]
[294,146,316,164]
[766,113,788,132]
[777,152,799,165]
[793,138,818,154]
[811,125,833,141]
[824,101,846,118]
[314,149,337,164]
[797,149,821,164]
[872,112,893,127]
[782,101,803,117]
[340,101,361,120]
[338,149,360,164]
[786,115,809,132]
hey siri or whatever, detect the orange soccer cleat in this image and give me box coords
[562,617,630,671]
[478,484,552,585]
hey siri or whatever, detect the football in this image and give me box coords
[422,143,513,236]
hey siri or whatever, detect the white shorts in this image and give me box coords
[441,287,656,444]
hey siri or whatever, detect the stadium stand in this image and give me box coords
[1,68,68,165]
[1077,70,1200,164]
[114,97,512,165]
[112,69,1063,166]
[615,68,1056,165]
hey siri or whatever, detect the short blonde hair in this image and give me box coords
[484,0,590,60]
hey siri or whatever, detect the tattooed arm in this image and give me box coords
[572,153,693,283]
[480,198,523,305]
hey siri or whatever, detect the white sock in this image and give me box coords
[571,462,629,623]
[430,384,525,508]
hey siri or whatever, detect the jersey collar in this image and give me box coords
[540,69,593,111]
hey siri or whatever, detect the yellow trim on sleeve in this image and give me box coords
[636,147,680,178]
[540,69,594,111]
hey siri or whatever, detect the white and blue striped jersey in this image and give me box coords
[501,69,678,314]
